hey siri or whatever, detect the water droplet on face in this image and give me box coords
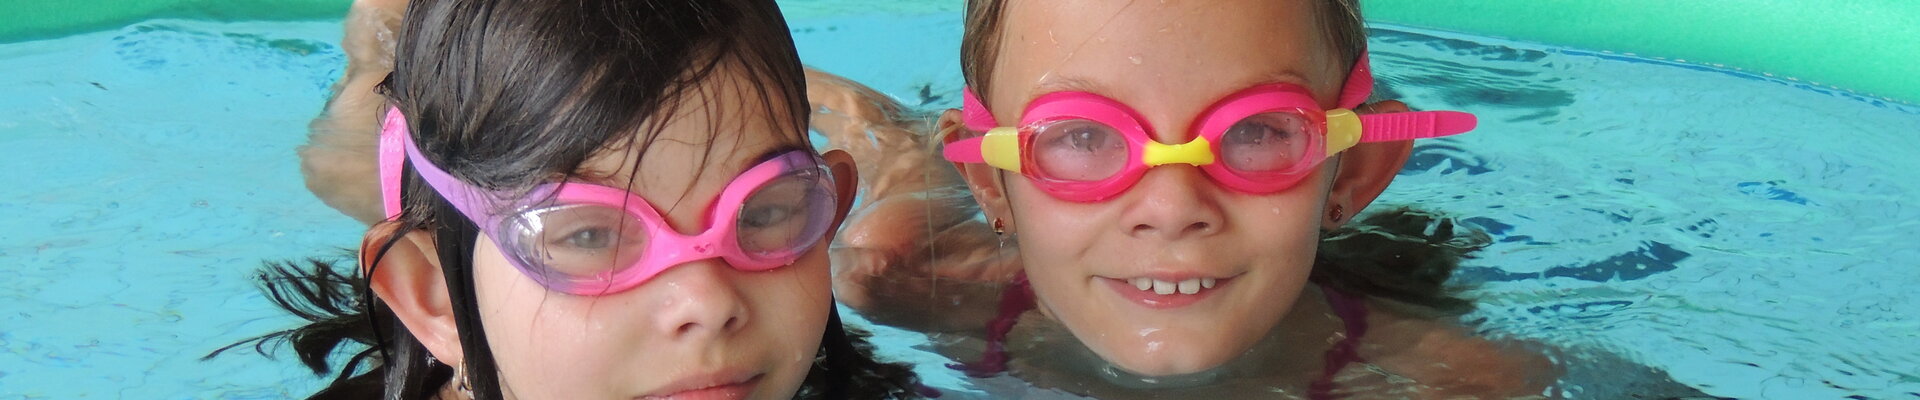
[1136,328,1166,355]
[1129,55,1142,65]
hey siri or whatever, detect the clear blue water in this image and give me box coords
[3,3,1917,399]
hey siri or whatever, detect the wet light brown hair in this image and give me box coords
[958,0,1368,100]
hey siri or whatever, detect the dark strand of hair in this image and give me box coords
[1311,207,1491,316]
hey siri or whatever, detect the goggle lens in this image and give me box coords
[1217,111,1317,174]
[734,168,836,266]
[1028,118,1130,182]
[502,204,651,285]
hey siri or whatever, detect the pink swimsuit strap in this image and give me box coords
[953,273,1370,398]
[1308,284,1369,399]
[948,273,1037,378]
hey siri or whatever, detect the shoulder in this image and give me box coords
[1361,300,1561,397]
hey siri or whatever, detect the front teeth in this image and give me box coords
[1128,278,1219,295]
[1177,279,1199,294]
[1153,279,1176,295]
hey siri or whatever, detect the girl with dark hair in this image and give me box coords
[215,0,922,398]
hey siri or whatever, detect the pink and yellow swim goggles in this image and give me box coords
[943,54,1477,202]
[378,108,839,295]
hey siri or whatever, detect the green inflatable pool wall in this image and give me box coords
[0,0,349,42]
[1365,0,1920,103]
[2,0,1915,102]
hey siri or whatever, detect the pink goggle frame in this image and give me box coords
[377,108,839,295]
[943,53,1477,202]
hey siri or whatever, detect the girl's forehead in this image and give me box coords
[569,75,802,212]
[990,0,1343,116]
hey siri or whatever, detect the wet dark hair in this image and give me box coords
[209,0,922,398]
[1311,207,1487,315]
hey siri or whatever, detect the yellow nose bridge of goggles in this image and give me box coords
[1143,136,1215,167]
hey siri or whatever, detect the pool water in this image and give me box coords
[3,3,1916,399]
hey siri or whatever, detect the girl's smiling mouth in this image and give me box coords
[1096,274,1236,309]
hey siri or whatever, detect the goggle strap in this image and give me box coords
[1336,52,1374,109]
[943,137,987,163]
[942,130,1025,173]
[961,88,999,132]
[378,106,406,220]
[1357,111,1478,143]
[387,110,516,225]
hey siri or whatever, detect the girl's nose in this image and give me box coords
[1119,166,1225,241]
[649,261,749,340]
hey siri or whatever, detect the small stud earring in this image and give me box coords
[1329,204,1345,223]
[991,217,1005,235]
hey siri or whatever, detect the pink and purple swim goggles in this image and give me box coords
[378,108,838,295]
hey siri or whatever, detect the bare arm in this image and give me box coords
[806,69,1021,334]
[1362,304,1563,398]
[299,0,407,224]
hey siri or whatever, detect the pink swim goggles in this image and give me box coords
[943,54,1477,202]
[377,108,839,295]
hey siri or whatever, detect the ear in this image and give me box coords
[821,148,862,237]
[1324,100,1415,229]
[937,109,1016,231]
[361,222,465,365]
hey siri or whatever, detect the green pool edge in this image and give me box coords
[1,0,350,42]
[1365,0,1920,104]
[5,0,1916,103]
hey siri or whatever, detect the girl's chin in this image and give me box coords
[1101,356,1231,379]
[1083,337,1239,377]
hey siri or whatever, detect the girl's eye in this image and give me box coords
[734,174,833,257]
[1219,112,1311,172]
[512,205,648,277]
[1222,118,1299,146]
[1031,119,1128,181]
[739,204,796,229]
[555,227,616,249]
[1056,124,1117,152]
